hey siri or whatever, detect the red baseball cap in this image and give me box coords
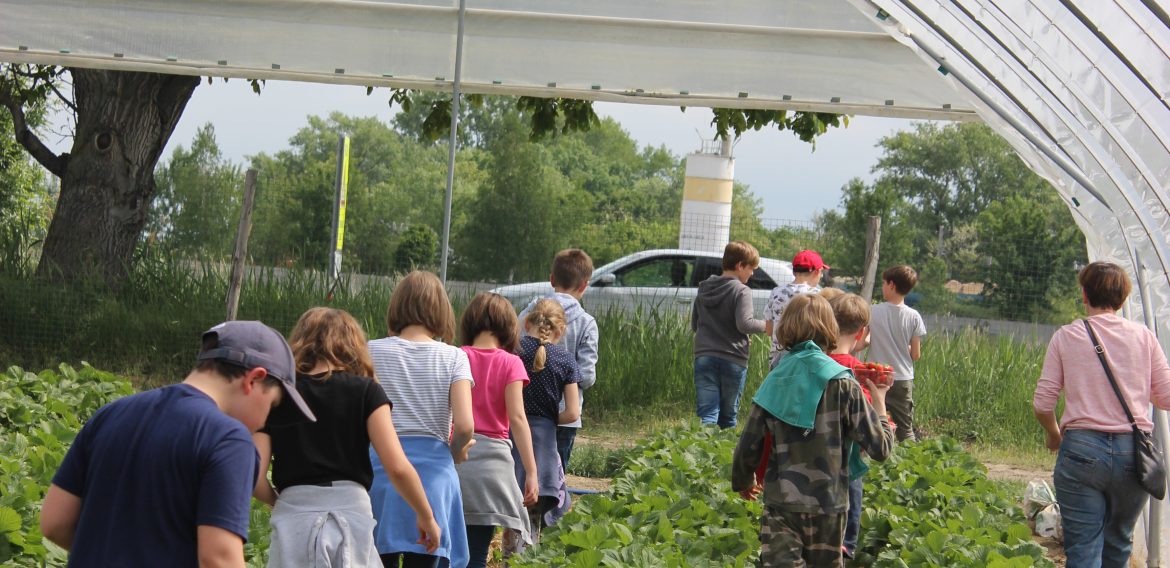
[792,250,830,271]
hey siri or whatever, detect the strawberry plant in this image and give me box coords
[512,425,1050,567]
[0,364,134,566]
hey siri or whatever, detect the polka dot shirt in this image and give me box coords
[518,335,582,420]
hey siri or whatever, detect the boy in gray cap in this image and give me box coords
[41,321,315,568]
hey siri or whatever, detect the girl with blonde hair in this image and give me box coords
[512,299,580,544]
[368,271,475,568]
[254,307,439,568]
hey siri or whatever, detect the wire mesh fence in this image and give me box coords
[0,209,1082,383]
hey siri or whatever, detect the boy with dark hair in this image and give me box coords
[519,248,599,471]
[867,265,926,442]
[40,321,316,567]
[691,241,767,429]
[764,250,829,368]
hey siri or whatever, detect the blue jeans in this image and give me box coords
[465,525,495,568]
[1054,430,1150,568]
[694,356,747,429]
[843,477,863,557]
[556,426,577,473]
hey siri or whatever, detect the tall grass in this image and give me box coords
[914,332,1048,447]
[0,256,1049,449]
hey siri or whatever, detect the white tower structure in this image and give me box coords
[679,138,734,253]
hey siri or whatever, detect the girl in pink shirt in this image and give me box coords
[1033,261,1170,568]
[453,293,537,568]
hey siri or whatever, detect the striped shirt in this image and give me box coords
[369,336,473,442]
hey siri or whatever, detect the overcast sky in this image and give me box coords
[49,79,918,221]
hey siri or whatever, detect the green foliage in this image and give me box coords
[819,123,1085,321]
[147,123,242,257]
[394,224,439,271]
[818,178,917,285]
[853,438,1053,567]
[0,364,134,566]
[454,115,584,282]
[710,108,845,145]
[514,426,1047,568]
[977,195,1083,320]
[511,424,762,567]
[246,113,473,274]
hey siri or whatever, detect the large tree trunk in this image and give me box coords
[35,69,198,285]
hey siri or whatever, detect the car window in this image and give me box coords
[747,267,777,290]
[692,258,722,286]
[614,257,695,287]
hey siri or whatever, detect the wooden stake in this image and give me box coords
[225,169,258,321]
[860,216,882,302]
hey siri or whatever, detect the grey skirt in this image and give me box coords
[455,434,532,543]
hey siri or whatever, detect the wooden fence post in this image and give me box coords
[225,169,258,321]
[860,216,882,301]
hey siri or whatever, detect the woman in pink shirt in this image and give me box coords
[1034,261,1170,568]
[453,292,538,568]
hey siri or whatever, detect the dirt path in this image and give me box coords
[566,473,611,493]
[984,462,1052,484]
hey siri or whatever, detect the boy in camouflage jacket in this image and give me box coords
[732,294,894,567]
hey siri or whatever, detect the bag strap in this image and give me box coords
[1082,319,1141,433]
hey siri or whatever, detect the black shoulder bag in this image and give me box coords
[1083,319,1167,500]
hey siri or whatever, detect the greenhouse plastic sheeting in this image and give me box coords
[847,0,1170,364]
[0,0,974,119]
[853,0,1168,562]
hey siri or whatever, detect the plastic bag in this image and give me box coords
[1023,479,1062,541]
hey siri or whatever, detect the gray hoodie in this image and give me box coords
[519,292,599,428]
[691,275,765,367]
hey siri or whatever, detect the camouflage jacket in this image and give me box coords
[731,379,894,514]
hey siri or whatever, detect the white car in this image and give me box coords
[491,249,795,317]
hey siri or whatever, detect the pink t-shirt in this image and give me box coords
[1034,313,1170,432]
[462,346,530,440]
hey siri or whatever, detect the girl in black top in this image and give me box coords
[253,307,440,568]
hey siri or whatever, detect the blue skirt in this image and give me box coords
[369,436,468,568]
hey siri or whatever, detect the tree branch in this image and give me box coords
[47,80,77,116]
[0,83,67,177]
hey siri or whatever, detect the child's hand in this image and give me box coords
[417,515,442,553]
[866,377,892,417]
[452,438,476,464]
[523,472,539,506]
[739,483,762,501]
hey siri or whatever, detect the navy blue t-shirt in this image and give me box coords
[52,384,259,567]
[518,336,582,419]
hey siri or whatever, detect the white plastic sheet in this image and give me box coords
[0,0,973,119]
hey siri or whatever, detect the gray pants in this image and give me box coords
[887,380,916,442]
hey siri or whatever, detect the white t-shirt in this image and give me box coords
[866,302,926,381]
[368,336,473,441]
[763,282,821,358]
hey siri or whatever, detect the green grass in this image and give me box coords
[1,257,1054,458]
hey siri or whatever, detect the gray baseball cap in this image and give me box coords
[198,320,317,422]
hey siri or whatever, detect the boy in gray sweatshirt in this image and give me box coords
[519,249,599,471]
[691,241,766,428]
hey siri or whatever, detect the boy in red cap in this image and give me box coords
[764,250,829,368]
